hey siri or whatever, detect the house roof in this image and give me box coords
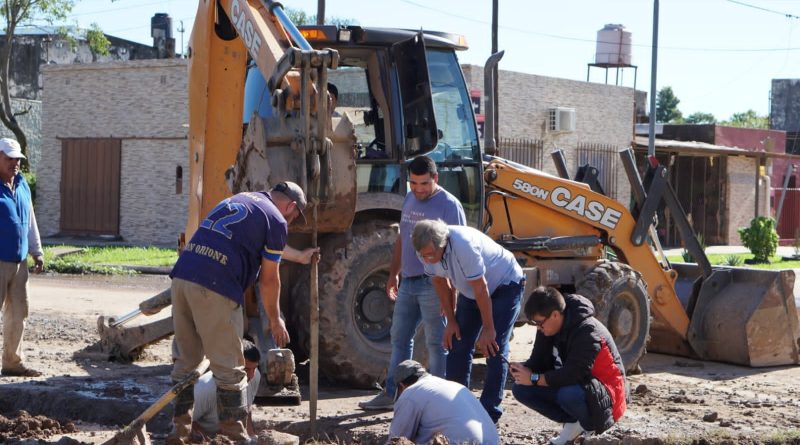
[9,25,75,36]
[634,136,800,160]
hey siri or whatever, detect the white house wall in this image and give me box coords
[462,64,634,207]
[39,59,188,246]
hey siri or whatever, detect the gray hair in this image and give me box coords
[412,219,449,252]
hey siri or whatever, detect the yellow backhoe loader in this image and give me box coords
[98,0,799,390]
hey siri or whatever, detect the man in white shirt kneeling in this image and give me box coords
[388,360,499,445]
[192,339,262,438]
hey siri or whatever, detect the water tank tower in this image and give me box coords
[595,24,632,65]
[587,24,636,88]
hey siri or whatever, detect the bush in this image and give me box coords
[681,233,706,263]
[723,254,743,267]
[738,216,778,263]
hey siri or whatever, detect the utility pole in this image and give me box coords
[317,0,325,25]
[177,20,185,58]
[492,0,499,144]
[647,0,659,157]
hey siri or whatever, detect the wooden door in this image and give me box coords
[60,138,121,235]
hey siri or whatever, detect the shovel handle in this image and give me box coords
[136,369,202,423]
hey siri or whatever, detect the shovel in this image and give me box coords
[101,367,204,445]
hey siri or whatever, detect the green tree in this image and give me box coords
[1,1,111,159]
[722,109,768,129]
[284,7,357,27]
[1,0,75,157]
[655,86,683,123]
[685,111,716,124]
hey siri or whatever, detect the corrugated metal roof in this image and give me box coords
[7,25,78,36]
[634,136,800,160]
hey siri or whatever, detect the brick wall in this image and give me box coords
[39,59,188,246]
[726,156,759,245]
[462,64,634,207]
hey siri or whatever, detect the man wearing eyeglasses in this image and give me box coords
[167,182,315,444]
[510,286,627,445]
[411,218,524,424]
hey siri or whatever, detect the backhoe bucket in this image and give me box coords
[669,263,800,367]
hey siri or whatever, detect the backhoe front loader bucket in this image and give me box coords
[666,263,800,367]
[97,289,175,361]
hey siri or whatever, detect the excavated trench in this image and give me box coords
[0,375,173,434]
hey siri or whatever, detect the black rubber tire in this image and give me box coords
[575,260,650,372]
[292,220,399,388]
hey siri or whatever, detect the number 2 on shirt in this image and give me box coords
[199,199,248,239]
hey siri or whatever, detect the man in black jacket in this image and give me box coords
[510,286,627,445]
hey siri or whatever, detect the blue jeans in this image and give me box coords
[385,276,447,397]
[512,383,592,430]
[446,281,523,422]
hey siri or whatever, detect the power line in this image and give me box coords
[726,0,800,19]
[66,0,168,18]
[399,0,800,53]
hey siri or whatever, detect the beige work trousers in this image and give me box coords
[0,260,29,370]
[170,278,247,391]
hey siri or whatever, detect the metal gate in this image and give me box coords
[499,138,544,170]
[577,143,619,200]
[775,180,800,242]
[635,152,727,248]
[60,138,121,236]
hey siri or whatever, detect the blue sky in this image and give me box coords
[59,0,800,121]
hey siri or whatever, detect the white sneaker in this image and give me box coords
[358,391,394,410]
[549,422,585,445]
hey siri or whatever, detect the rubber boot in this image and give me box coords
[217,387,251,443]
[165,385,194,445]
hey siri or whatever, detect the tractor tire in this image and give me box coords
[576,260,650,372]
[292,220,399,388]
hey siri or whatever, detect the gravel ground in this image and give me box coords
[0,273,799,445]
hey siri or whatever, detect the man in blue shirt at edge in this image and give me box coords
[0,138,44,378]
[359,155,466,410]
[167,181,316,444]
[412,218,525,424]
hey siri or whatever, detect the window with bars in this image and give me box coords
[576,143,619,200]
[498,138,544,170]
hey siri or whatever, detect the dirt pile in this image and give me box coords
[0,410,79,442]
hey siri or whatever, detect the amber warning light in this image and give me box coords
[300,29,325,41]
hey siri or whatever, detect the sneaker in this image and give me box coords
[549,422,585,445]
[358,391,394,410]
[1,366,42,377]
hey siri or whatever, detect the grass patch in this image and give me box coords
[666,253,800,269]
[763,429,800,444]
[657,429,800,445]
[43,245,177,275]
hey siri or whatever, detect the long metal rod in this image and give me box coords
[108,309,142,328]
[647,0,659,157]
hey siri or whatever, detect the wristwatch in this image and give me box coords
[530,373,540,385]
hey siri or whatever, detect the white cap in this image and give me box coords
[0,138,24,159]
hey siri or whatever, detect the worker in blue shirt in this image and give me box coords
[0,138,44,378]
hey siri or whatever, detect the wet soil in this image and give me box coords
[1,273,799,445]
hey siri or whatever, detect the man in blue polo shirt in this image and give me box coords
[0,138,44,378]
[412,219,524,424]
[168,181,308,444]
[359,155,465,411]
